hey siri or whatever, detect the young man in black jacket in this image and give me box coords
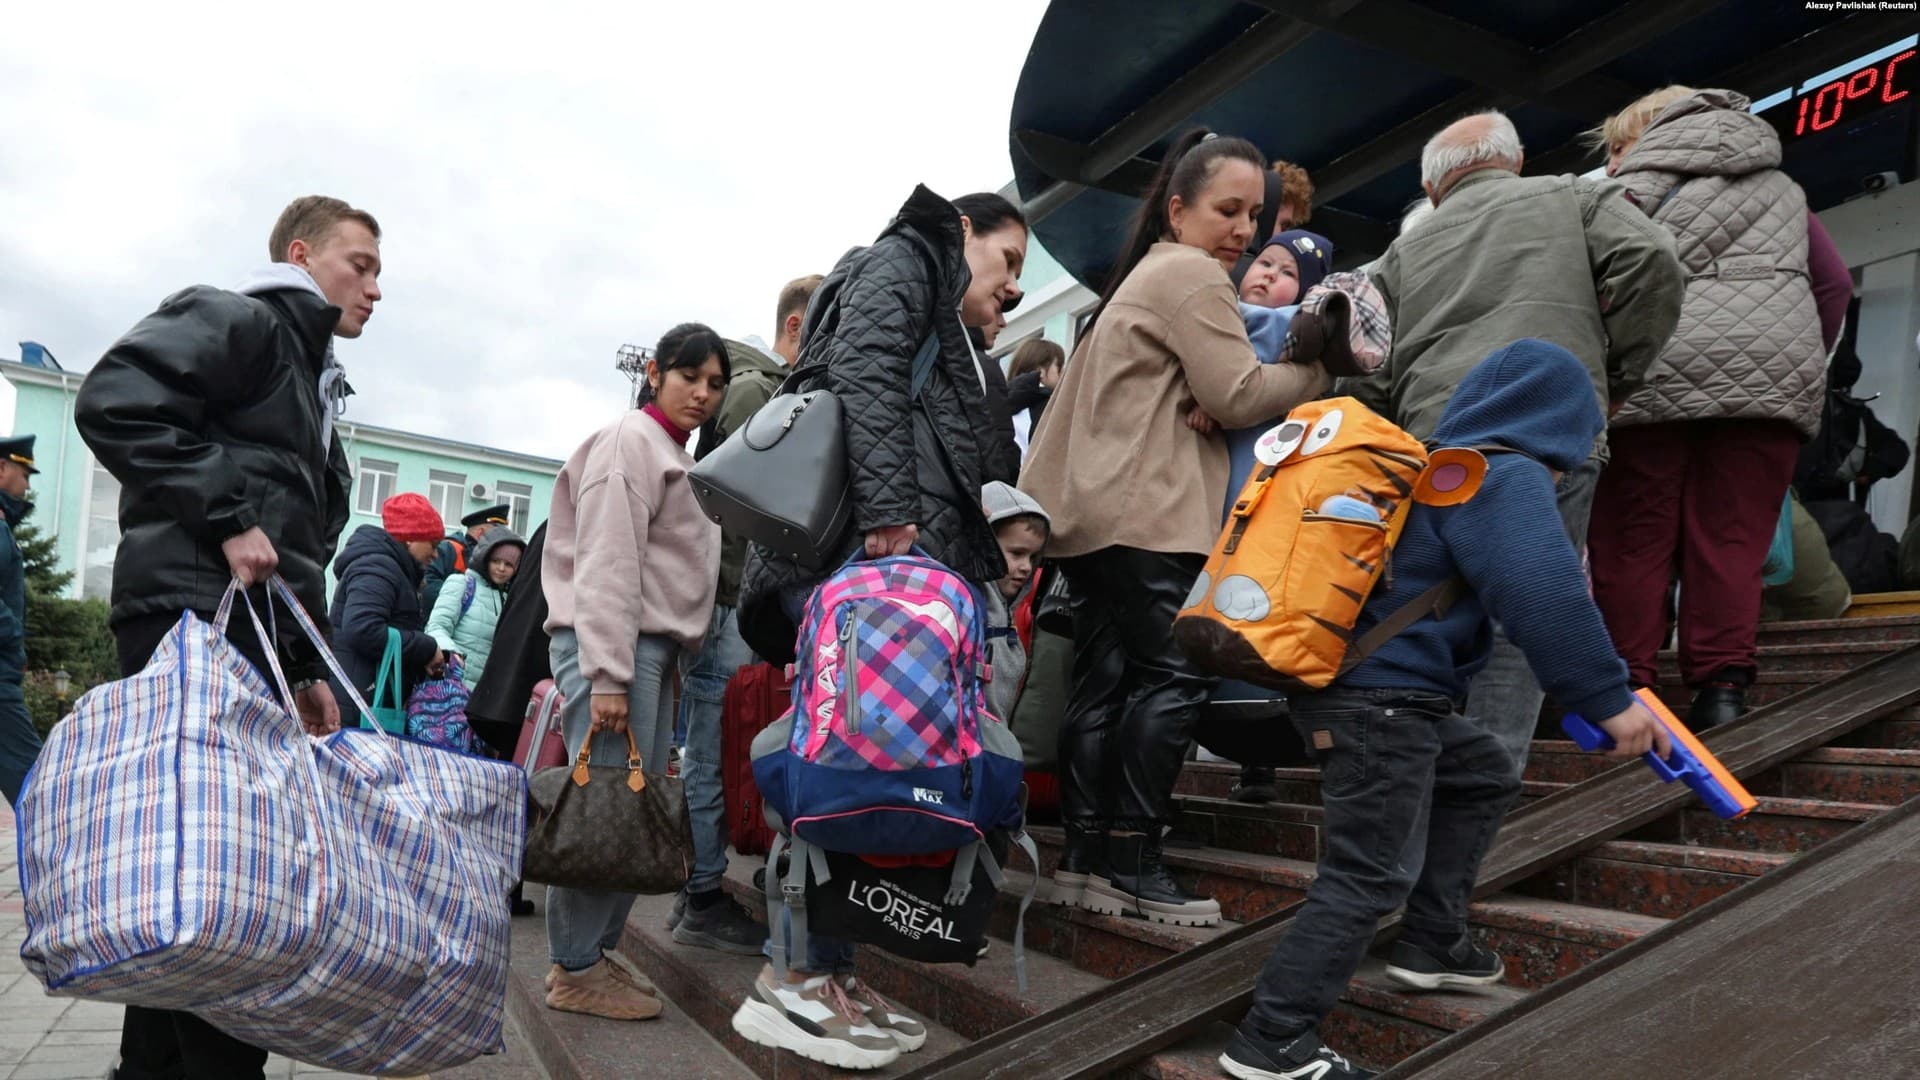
[75,194,382,1080]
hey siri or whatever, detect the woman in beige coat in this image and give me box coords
[1020,128,1329,928]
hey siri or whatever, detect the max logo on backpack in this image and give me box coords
[750,548,1038,988]
[1175,396,1493,691]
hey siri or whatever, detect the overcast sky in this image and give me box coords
[0,1,1049,461]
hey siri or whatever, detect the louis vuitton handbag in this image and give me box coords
[523,727,693,894]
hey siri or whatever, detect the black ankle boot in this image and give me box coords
[1083,829,1222,927]
[1048,820,1109,907]
[1689,683,1747,731]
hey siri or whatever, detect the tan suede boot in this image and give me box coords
[545,956,658,996]
[545,958,663,1021]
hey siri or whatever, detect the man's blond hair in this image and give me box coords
[776,274,825,332]
[268,196,381,263]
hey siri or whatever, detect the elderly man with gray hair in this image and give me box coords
[1348,109,1685,781]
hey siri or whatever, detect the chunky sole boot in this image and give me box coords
[1081,830,1221,927]
[1049,820,1109,908]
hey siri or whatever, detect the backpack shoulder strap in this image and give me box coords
[460,573,479,616]
[1341,577,1463,674]
[908,334,941,399]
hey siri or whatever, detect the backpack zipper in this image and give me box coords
[839,608,860,738]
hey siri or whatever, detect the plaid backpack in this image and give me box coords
[751,550,1036,986]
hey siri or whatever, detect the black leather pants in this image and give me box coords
[1056,547,1218,831]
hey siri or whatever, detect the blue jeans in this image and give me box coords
[545,627,680,972]
[763,582,857,975]
[1243,689,1522,1040]
[676,603,755,893]
[1464,454,1602,781]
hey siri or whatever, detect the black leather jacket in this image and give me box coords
[77,284,352,677]
[738,185,1008,664]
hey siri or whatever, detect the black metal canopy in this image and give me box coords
[1011,1,1917,288]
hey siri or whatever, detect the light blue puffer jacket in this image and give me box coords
[424,529,525,690]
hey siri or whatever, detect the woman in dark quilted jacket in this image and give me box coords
[735,186,1027,666]
[731,187,1027,1071]
[1587,86,1854,732]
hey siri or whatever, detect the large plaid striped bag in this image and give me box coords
[750,550,1034,986]
[15,578,524,1074]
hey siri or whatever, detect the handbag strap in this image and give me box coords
[570,723,647,793]
[783,332,942,401]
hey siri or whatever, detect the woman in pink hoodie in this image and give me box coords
[538,322,729,1022]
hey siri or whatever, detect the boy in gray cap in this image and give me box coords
[981,481,1051,720]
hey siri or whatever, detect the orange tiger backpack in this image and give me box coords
[1173,397,1491,692]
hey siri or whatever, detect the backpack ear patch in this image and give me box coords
[1413,448,1488,506]
[1254,420,1309,466]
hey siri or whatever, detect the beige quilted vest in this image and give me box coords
[1610,89,1826,438]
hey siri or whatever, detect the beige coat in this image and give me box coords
[1019,242,1329,560]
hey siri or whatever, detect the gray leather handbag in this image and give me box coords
[690,334,939,569]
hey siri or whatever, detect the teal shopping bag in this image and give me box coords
[365,627,408,733]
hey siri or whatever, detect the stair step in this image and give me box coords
[608,885,970,1078]
[1510,839,1791,919]
[1654,640,1904,678]
[1835,716,1920,749]
[716,858,1495,1075]
[1523,742,1920,809]
[1750,613,1920,647]
[505,889,757,1080]
[1175,762,1565,807]
[1630,795,1885,853]
[1025,827,1677,989]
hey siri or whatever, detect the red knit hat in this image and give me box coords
[382,493,444,543]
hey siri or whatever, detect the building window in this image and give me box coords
[497,481,533,535]
[355,457,398,515]
[82,461,121,601]
[428,469,466,529]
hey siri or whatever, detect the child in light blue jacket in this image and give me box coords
[425,528,526,690]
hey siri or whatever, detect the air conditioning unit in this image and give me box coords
[469,482,496,502]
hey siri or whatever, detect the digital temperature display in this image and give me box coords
[1760,49,1915,142]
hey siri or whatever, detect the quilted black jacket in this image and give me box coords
[738,185,1009,664]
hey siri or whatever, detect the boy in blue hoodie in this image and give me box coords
[1219,340,1669,1080]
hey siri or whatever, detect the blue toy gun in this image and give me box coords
[1561,688,1756,820]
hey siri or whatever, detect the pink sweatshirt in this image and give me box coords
[543,410,719,695]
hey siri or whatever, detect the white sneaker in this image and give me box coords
[843,976,928,1052]
[731,965,901,1070]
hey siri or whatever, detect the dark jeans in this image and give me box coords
[0,676,41,806]
[114,609,272,1080]
[1243,689,1521,1041]
[1057,547,1217,830]
[1590,420,1802,687]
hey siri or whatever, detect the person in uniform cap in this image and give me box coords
[0,434,40,806]
[421,502,511,612]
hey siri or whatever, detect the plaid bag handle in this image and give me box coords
[262,574,396,744]
[210,580,301,717]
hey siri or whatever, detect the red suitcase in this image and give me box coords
[513,678,568,772]
[721,663,794,857]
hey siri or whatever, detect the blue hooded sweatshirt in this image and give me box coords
[1337,339,1633,723]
